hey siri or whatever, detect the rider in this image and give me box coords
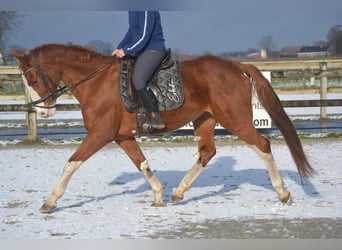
[112,11,166,130]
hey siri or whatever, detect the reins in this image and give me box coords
[26,58,117,108]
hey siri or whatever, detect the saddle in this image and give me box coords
[118,49,184,113]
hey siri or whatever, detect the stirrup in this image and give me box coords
[142,122,165,132]
[143,112,165,131]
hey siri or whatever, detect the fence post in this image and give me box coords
[25,87,38,141]
[320,62,328,119]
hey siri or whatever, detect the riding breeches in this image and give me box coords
[132,50,166,91]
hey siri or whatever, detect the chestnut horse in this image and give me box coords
[12,44,314,213]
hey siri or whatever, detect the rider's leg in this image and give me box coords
[133,50,166,130]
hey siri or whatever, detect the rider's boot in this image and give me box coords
[137,87,165,130]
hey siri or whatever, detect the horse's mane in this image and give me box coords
[29,44,112,63]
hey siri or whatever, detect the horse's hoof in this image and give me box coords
[280,191,292,205]
[151,201,165,207]
[170,194,184,204]
[39,203,56,213]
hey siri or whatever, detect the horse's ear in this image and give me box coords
[11,48,24,58]
[11,48,30,64]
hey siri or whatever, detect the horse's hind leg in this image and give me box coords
[231,124,291,203]
[211,92,291,203]
[249,143,291,203]
[171,113,216,203]
[116,138,164,207]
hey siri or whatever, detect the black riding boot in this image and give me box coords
[137,88,165,130]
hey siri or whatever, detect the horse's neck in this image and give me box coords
[60,61,111,104]
[59,64,92,103]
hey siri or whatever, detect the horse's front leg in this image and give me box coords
[40,161,83,213]
[40,132,109,213]
[116,138,164,207]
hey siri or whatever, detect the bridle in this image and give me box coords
[22,60,62,108]
[22,58,117,109]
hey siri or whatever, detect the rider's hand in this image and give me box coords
[111,49,125,58]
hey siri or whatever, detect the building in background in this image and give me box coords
[297,45,329,58]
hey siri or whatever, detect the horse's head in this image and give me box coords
[12,48,62,118]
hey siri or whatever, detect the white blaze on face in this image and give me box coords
[21,73,56,118]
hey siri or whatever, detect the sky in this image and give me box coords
[2,0,342,55]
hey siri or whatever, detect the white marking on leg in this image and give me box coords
[180,160,204,191]
[193,136,201,142]
[249,145,290,201]
[42,161,83,210]
[140,160,164,206]
[193,152,200,159]
[140,160,149,171]
[171,160,204,203]
[53,161,83,196]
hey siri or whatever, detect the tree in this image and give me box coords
[86,40,113,55]
[0,11,22,64]
[327,24,342,55]
[257,35,277,53]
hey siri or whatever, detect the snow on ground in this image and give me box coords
[1,139,342,239]
[1,92,342,239]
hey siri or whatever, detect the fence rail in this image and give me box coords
[1,100,342,113]
[1,99,342,141]
[1,58,342,141]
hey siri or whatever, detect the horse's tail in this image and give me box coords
[241,63,315,179]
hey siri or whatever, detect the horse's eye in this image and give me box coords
[31,81,38,86]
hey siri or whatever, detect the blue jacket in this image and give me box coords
[117,11,166,56]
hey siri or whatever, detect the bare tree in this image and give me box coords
[327,24,342,55]
[86,40,113,55]
[0,11,22,64]
[258,35,277,54]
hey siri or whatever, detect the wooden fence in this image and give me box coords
[1,58,342,141]
[1,99,342,141]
